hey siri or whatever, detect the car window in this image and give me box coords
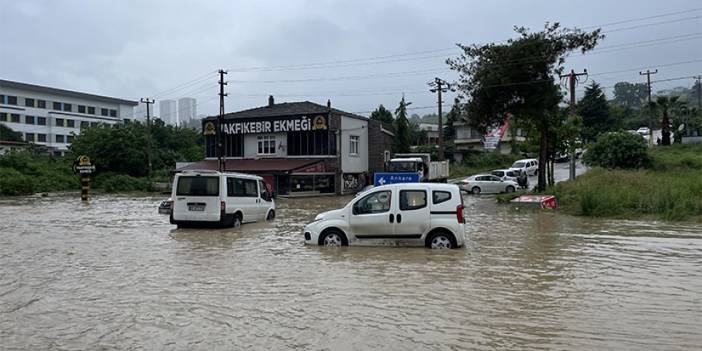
[432,191,451,204]
[177,176,219,196]
[400,190,427,211]
[490,176,501,182]
[512,162,525,168]
[491,171,503,177]
[227,177,258,197]
[354,191,391,215]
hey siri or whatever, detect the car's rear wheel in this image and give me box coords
[471,187,481,195]
[320,229,348,247]
[506,185,515,193]
[427,231,457,249]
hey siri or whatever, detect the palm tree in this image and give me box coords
[654,96,680,146]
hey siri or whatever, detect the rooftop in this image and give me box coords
[205,98,367,121]
[0,79,139,106]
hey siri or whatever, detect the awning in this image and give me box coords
[176,158,326,173]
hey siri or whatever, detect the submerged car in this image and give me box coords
[490,169,520,182]
[303,183,466,249]
[458,174,518,195]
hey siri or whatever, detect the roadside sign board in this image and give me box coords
[73,155,96,175]
[373,172,420,186]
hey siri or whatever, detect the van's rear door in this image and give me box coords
[172,175,222,222]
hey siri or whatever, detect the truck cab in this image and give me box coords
[386,153,449,182]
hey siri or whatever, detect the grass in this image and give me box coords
[551,144,702,222]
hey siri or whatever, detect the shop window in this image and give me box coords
[400,190,427,211]
[290,175,314,193]
[37,117,46,125]
[257,135,276,155]
[349,135,359,155]
[37,100,46,109]
[25,98,35,107]
[25,116,35,124]
[38,134,47,142]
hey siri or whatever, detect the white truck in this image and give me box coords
[386,153,450,183]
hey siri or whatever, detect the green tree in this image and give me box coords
[578,81,616,142]
[370,104,394,125]
[584,131,649,169]
[448,23,602,190]
[394,96,412,153]
[443,98,461,141]
[0,123,23,142]
[653,95,681,146]
[612,82,648,109]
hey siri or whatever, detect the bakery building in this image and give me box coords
[179,96,394,196]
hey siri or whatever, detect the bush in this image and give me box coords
[99,174,152,193]
[583,132,649,169]
[450,151,520,178]
[0,167,35,195]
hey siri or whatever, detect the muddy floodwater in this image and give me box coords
[1,194,701,350]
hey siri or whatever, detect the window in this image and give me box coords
[67,135,74,143]
[354,191,391,215]
[226,177,258,197]
[0,95,4,104]
[259,180,271,201]
[25,98,35,107]
[25,133,35,142]
[286,130,334,156]
[37,100,46,109]
[81,121,89,129]
[349,135,359,155]
[63,103,72,112]
[176,176,220,196]
[10,114,20,123]
[53,102,62,110]
[432,191,452,205]
[0,113,6,122]
[109,109,117,117]
[400,190,427,211]
[101,108,109,116]
[257,135,276,155]
[55,118,64,127]
[37,117,46,125]
[7,96,17,105]
[55,135,65,143]
[66,119,75,128]
[78,105,86,113]
[87,106,95,114]
[25,116,35,124]
[37,134,47,142]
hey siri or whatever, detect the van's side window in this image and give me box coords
[432,191,451,204]
[227,178,258,197]
[400,190,427,211]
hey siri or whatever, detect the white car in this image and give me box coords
[303,183,466,249]
[509,158,539,176]
[490,169,520,182]
[170,170,275,228]
[458,174,519,195]
[636,127,650,136]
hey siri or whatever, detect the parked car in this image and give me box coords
[490,169,520,182]
[303,183,465,249]
[636,126,650,136]
[169,170,275,228]
[158,197,172,215]
[509,158,539,176]
[457,174,519,195]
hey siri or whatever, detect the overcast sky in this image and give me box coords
[1,0,701,119]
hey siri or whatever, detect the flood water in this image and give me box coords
[1,193,701,350]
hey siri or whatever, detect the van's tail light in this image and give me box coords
[456,204,465,224]
[220,201,226,211]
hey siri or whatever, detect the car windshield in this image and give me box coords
[512,162,526,168]
[176,176,219,196]
[387,161,417,172]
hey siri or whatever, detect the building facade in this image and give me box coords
[159,99,178,125]
[0,79,138,154]
[453,120,526,161]
[178,97,197,124]
[418,123,440,145]
[179,97,394,196]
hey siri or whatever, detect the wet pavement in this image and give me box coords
[1,192,701,350]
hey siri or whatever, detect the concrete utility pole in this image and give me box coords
[559,69,588,181]
[640,69,658,145]
[218,69,228,172]
[428,77,454,161]
[140,98,154,176]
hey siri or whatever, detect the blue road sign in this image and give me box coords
[374,172,421,186]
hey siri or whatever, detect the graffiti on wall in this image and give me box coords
[343,173,365,192]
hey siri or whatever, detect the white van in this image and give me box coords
[303,183,466,249]
[169,170,275,228]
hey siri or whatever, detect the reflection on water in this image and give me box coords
[1,193,701,350]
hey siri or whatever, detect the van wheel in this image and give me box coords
[427,231,456,249]
[232,213,242,228]
[266,210,275,220]
[471,187,481,195]
[506,185,515,193]
[320,229,348,247]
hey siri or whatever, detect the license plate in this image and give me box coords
[188,206,205,211]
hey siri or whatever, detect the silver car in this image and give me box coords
[458,174,519,195]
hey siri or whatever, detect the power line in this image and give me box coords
[580,7,702,29]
